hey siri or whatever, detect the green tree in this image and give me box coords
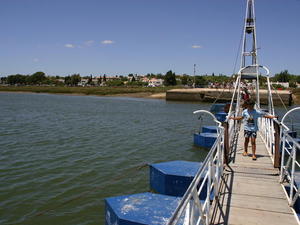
[98,76,102,85]
[7,74,27,85]
[181,75,188,85]
[195,76,208,86]
[106,80,124,86]
[70,74,81,86]
[156,73,163,79]
[0,77,7,84]
[127,81,147,86]
[180,75,192,85]
[289,81,297,88]
[64,76,71,85]
[163,70,177,86]
[259,75,267,87]
[120,76,128,82]
[273,70,291,82]
[87,75,93,85]
[30,71,46,84]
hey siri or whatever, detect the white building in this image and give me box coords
[148,78,164,87]
[270,81,289,88]
[78,78,89,86]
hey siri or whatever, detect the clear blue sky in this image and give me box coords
[0,0,299,77]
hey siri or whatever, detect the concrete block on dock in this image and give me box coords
[150,160,202,197]
[105,192,182,225]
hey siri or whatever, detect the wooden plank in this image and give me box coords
[230,174,279,184]
[229,165,279,176]
[232,161,275,169]
[219,193,293,214]
[211,205,298,225]
[230,179,286,199]
[211,128,298,225]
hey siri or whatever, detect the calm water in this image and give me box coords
[0,93,214,225]
[1,93,299,225]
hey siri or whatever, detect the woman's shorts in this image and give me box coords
[244,130,257,138]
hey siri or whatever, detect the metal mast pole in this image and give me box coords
[240,0,260,107]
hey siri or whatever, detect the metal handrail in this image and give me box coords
[167,110,225,225]
[259,107,300,207]
[258,116,276,161]
[193,110,222,127]
[279,107,300,207]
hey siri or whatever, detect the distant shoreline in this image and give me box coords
[0,86,168,99]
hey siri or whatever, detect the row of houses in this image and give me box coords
[77,76,164,87]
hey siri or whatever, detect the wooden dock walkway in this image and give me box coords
[210,128,298,225]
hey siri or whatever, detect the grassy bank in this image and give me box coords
[0,85,177,96]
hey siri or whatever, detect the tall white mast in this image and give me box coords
[240,0,260,107]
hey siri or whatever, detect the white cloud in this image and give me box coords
[84,40,95,47]
[192,45,202,49]
[33,58,39,62]
[65,44,75,48]
[101,40,115,45]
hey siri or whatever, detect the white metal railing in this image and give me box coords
[259,107,300,208]
[279,107,300,207]
[167,111,225,225]
[167,70,242,224]
[259,117,276,162]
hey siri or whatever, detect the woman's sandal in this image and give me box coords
[242,152,248,156]
[252,155,257,160]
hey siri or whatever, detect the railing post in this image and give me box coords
[289,145,296,206]
[223,122,229,165]
[273,120,281,168]
[280,133,286,183]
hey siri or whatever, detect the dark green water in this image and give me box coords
[0,93,214,225]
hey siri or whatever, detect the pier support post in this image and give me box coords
[273,121,281,168]
[223,122,229,165]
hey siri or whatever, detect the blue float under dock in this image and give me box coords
[106,160,213,224]
[150,160,202,197]
[215,112,227,122]
[194,133,218,148]
[202,125,218,133]
[105,192,182,225]
[288,131,297,138]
